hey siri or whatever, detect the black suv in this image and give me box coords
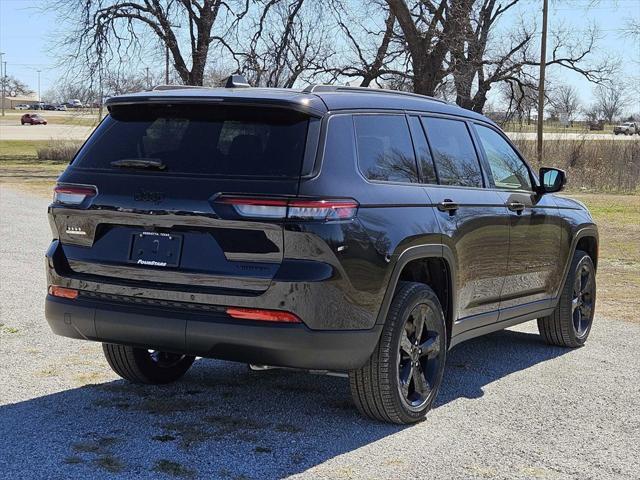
[45,80,598,424]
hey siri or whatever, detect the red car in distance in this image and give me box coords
[21,113,48,125]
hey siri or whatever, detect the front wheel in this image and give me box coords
[538,250,596,347]
[102,343,195,384]
[349,282,447,424]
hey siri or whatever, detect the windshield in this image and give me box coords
[71,104,309,178]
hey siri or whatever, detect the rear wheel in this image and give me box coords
[538,250,596,347]
[349,282,447,424]
[102,343,195,384]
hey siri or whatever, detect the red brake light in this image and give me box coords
[53,184,97,205]
[288,199,358,220]
[217,197,358,221]
[48,285,79,299]
[226,307,301,323]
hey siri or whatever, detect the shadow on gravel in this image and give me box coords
[0,328,569,479]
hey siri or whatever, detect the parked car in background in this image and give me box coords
[44,79,599,424]
[15,104,30,110]
[42,104,57,111]
[67,99,83,108]
[21,113,47,125]
[55,104,67,111]
[613,122,639,135]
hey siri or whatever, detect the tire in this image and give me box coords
[102,343,195,384]
[537,249,596,348]
[349,282,447,424]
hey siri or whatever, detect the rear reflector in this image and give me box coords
[226,307,301,323]
[218,197,358,221]
[53,184,97,205]
[48,285,79,299]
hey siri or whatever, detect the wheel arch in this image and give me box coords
[554,226,599,301]
[375,245,456,347]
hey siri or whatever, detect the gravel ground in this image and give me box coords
[1,185,639,480]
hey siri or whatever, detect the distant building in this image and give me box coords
[0,93,39,109]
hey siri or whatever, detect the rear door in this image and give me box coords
[414,115,510,324]
[52,103,315,294]
[472,123,562,313]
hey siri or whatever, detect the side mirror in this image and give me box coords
[538,167,566,194]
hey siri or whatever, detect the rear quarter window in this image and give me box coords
[353,114,419,183]
[72,104,310,178]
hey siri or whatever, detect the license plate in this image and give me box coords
[129,232,182,267]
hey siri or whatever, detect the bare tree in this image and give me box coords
[384,0,455,96]
[549,84,581,122]
[320,1,405,87]
[225,0,334,88]
[52,0,251,86]
[0,75,35,97]
[594,86,627,123]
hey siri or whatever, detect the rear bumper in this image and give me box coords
[45,295,382,370]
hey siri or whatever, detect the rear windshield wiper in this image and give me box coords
[110,158,166,170]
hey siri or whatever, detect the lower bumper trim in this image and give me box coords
[45,296,381,371]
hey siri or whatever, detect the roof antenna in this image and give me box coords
[225,74,250,88]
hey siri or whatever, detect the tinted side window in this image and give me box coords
[354,115,419,183]
[421,117,483,188]
[407,116,437,184]
[475,124,532,190]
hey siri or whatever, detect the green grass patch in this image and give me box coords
[93,455,124,473]
[153,460,196,479]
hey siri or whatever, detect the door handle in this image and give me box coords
[437,199,459,215]
[507,201,525,213]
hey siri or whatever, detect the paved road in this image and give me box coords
[0,123,94,141]
[506,132,639,140]
[1,186,639,480]
[1,118,638,143]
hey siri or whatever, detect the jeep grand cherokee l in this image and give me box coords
[45,80,598,424]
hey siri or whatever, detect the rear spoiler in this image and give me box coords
[105,92,327,118]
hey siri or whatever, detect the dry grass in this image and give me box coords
[513,138,640,193]
[37,141,81,161]
[567,193,640,323]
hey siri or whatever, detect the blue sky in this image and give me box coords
[0,0,638,112]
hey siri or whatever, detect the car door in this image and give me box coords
[411,115,511,326]
[472,123,563,316]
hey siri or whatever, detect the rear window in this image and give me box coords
[73,104,310,177]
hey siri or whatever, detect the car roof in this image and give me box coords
[104,85,494,125]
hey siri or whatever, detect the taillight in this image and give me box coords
[217,197,358,221]
[53,184,97,205]
[48,285,79,299]
[226,307,301,323]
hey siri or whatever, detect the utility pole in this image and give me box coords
[146,67,150,89]
[165,45,169,84]
[37,69,41,102]
[537,0,549,164]
[0,52,5,117]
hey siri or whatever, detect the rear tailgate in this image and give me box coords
[50,103,316,294]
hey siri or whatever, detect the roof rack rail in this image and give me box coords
[151,84,210,91]
[301,84,446,104]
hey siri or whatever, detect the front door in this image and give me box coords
[471,123,562,314]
